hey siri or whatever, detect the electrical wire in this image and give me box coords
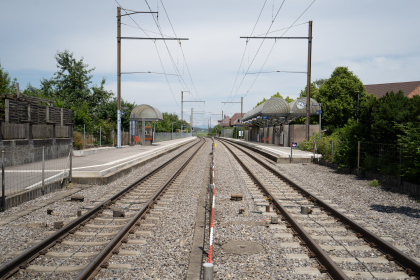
[114,0,181,108]
[242,0,316,100]
[159,0,205,110]
[225,0,269,112]
[224,0,287,113]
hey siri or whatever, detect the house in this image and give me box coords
[219,115,231,127]
[365,81,420,98]
[230,113,246,126]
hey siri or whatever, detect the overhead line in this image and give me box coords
[225,0,269,109]
[158,0,205,111]
[114,0,181,108]
[225,0,287,113]
[242,0,317,100]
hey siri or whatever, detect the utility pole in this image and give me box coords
[240,21,313,140]
[117,7,122,148]
[117,7,188,147]
[306,21,313,140]
[181,91,204,135]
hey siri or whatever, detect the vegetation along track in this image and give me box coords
[218,138,420,279]
[0,138,205,279]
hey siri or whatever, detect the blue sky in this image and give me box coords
[1,0,419,127]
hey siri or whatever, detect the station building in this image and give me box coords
[239,96,320,147]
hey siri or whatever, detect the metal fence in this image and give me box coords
[358,142,402,176]
[298,139,343,163]
[154,132,193,143]
[1,145,72,207]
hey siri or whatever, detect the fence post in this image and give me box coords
[1,150,5,211]
[69,144,73,182]
[42,146,45,194]
[331,140,334,162]
[113,129,115,147]
[83,124,86,149]
[357,141,360,171]
[399,143,402,186]
[100,125,102,147]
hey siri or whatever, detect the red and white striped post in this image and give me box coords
[204,140,216,280]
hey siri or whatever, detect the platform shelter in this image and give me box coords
[129,104,163,145]
[242,97,320,146]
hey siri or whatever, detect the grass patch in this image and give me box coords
[368,179,380,187]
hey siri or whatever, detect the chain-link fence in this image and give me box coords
[298,139,344,163]
[154,132,193,143]
[358,142,420,184]
[1,145,72,208]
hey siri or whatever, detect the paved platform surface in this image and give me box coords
[72,137,197,179]
[219,137,320,162]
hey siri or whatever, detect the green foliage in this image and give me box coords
[297,133,340,162]
[396,122,420,182]
[0,61,17,95]
[254,97,266,108]
[368,179,380,187]
[208,125,221,136]
[254,92,294,109]
[370,91,419,143]
[301,67,366,132]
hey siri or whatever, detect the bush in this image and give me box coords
[368,179,380,187]
[73,131,83,150]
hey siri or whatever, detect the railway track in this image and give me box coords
[218,138,420,279]
[0,138,205,279]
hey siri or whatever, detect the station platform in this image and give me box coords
[217,137,321,163]
[72,137,197,184]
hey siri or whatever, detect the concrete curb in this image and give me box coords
[72,138,196,185]
[72,146,116,157]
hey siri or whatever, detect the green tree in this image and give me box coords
[96,97,136,130]
[301,67,366,132]
[0,61,17,95]
[370,91,419,143]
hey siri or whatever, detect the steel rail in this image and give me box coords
[0,139,202,279]
[219,140,349,280]
[76,138,206,279]
[221,138,420,278]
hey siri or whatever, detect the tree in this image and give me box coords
[254,92,294,108]
[29,50,114,131]
[0,61,17,95]
[96,97,136,130]
[370,91,419,143]
[302,67,367,132]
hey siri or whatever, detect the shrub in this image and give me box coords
[73,131,83,150]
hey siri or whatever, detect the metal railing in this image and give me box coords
[1,145,72,210]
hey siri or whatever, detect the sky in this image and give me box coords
[1,0,419,128]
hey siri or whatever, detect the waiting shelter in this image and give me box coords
[242,97,320,146]
[129,104,163,145]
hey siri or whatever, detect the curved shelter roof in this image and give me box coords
[130,104,163,121]
[261,97,290,115]
[242,96,320,122]
[289,97,320,117]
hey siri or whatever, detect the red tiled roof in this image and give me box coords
[230,113,245,126]
[220,116,231,127]
[365,81,420,98]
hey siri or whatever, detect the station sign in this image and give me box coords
[316,110,322,115]
[262,116,269,120]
